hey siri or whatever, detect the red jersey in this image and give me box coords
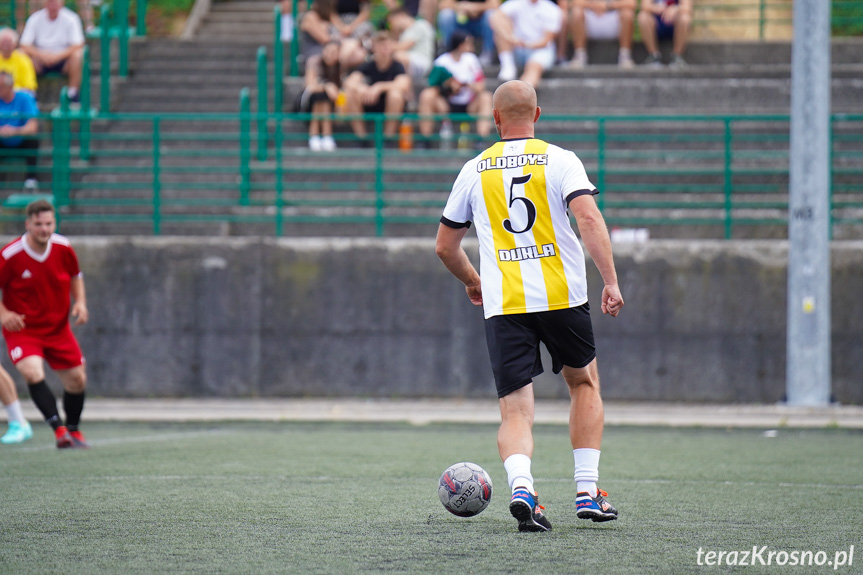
[0,233,81,337]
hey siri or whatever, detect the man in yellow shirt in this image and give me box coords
[0,28,38,96]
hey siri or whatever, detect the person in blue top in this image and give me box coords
[0,70,40,191]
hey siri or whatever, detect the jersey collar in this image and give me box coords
[21,233,53,263]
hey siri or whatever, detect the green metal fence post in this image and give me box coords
[723,117,733,239]
[596,118,606,212]
[52,88,71,209]
[759,0,766,40]
[118,0,129,77]
[273,5,283,112]
[152,116,161,235]
[289,0,300,77]
[275,115,284,236]
[239,88,251,206]
[256,46,268,162]
[100,7,111,114]
[136,0,147,36]
[374,115,384,236]
[80,45,91,162]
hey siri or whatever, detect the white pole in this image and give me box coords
[787,0,832,405]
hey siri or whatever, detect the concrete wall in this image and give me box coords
[8,237,862,404]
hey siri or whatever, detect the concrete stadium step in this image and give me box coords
[205,11,273,23]
[196,24,274,38]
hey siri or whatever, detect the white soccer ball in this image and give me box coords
[438,462,493,517]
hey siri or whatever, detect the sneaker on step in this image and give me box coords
[498,63,517,82]
[55,425,74,449]
[509,488,552,532]
[321,135,337,151]
[69,429,90,449]
[618,51,634,69]
[569,51,588,69]
[643,52,664,68]
[1,420,33,444]
[669,53,688,69]
[309,135,323,151]
[576,489,618,522]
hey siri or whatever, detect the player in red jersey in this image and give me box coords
[0,199,90,448]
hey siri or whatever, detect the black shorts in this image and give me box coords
[39,59,68,75]
[449,103,468,115]
[484,304,596,398]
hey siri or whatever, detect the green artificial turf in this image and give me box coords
[1,422,861,574]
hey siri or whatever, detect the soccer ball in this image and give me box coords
[438,462,493,517]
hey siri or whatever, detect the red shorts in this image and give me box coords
[5,326,85,370]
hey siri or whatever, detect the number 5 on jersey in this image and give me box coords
[503,174,536,234]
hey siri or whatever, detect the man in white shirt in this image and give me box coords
[20,0,86,102]
[490,0,562,87]
[436,80,623,532]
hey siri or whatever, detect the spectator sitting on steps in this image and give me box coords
[436,0,499,67]
[490,0,562,87]
[387,8,436,84]
[0,71,41,192]
[302,40,344,152]
[0,28,38,98]
[638,0,691,69]
[19,0,85,103]
[417,32,492,146]
[343,32,412,146]
[567,0,636,69]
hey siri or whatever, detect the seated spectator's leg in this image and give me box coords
[556,0,571,64]
[618,6,635,51]
[467,91,493,138]
[437,9,457,53]
[320,100,335,139]
[419,0,437,25]
[490,10,518,80]
[344,76,370,139]
[418,87,447,138]
[340,38,367,72]
[476,12,496,64]
[569,4,588,67]
[20,138,40,182]
[383,76,412,137]
[63,47,84,95]
[521,46,554,87]
[671,7,692,57]
[637,9,659,56]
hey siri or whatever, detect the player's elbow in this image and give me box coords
[435,241,453,262]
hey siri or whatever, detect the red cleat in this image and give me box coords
[69,430,90,449]
[55,426,74,449]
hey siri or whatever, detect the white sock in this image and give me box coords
[504,453,534,494]
[498,51,515,70]
[5,400,25,424]
[573,448,600,497]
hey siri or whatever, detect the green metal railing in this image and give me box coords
[18,106,861,238]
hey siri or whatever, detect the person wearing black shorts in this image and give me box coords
[436,80,624,532]
[342,32,412,144]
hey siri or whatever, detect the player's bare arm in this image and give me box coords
[70,275,89,326]
[435,224,483,306]
[568,194,624,317]
[0,300,25,331]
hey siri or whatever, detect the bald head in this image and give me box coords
[492,80,540,139]
[493,81,537,121]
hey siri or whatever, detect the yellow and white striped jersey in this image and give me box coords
[441,138,597,319]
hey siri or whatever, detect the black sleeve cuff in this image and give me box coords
[440,216,472,229]
[565,188,599,204]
